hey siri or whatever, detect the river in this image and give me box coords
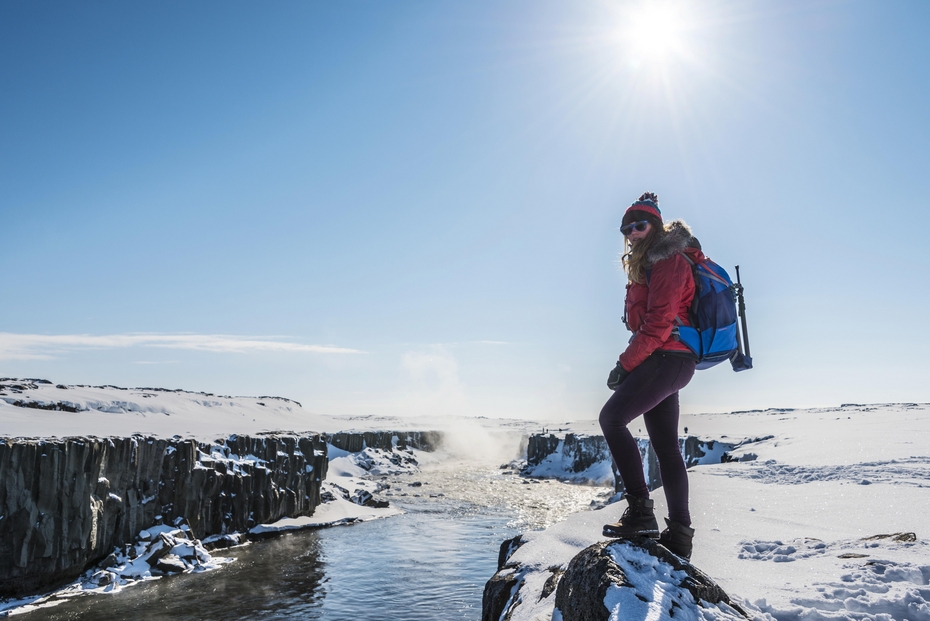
[15,463,612,620]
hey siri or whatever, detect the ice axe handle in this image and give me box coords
[735,265,751,360]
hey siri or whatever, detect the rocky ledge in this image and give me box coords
[484,536,749,621]
[524,432,756,491]
[326,430,442,453]
[0,433,327,599]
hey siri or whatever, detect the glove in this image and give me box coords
[607,362,630,390]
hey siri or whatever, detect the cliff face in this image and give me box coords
[0,433,328,598]
[326,430,442,453]
[524,433,737,492]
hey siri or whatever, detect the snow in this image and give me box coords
[249,491,402,534]
[3,377,930,620]
[251,446,414,534]
[0,379,332,439]
[603,543,746,621]
[522,438,616,486]
[0,523,232,616]
[492,403,930,621]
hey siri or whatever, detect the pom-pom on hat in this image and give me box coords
[624,192,662,223]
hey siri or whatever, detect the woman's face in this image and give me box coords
[624,221,652,246]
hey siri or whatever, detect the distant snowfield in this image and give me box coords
[0,379,536,448]
[0,378,336,438]
[3,379,929,620]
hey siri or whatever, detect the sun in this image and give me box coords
[622,1,689,65]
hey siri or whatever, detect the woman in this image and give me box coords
[599,192,702,560]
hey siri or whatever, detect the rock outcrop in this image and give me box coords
[483,536,748,621]
[326,430,442,453]
[525,433,739,492]
[553,539,748,620]
[482,535,525,621]
[0,433,327,598]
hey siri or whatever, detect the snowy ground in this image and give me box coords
[0,379,533,452]
[685,404,930,620]
[498,403,930,621]
[3,380,929,620]
[0,378,329,438]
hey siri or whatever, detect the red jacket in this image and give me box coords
[618,221,703,372]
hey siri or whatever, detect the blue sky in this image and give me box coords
[2,0,929,420]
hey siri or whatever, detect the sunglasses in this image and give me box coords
[620,220,650,236]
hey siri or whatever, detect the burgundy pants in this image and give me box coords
[598,353,696,526]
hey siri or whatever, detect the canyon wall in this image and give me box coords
[326,430,442,453]
[525,432,736,492]
[0,433,328,598]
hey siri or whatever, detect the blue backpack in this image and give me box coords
[674,254,753,371]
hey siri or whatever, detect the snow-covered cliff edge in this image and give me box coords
[0,433,328,598]
[524,431,743,490]
[0,379,447,601]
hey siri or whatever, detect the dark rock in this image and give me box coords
[482,566,523,621]
[352,489,389,508]
[862,532,917,542]
[483,535,526,621]
[563,434,612,473]
[352,490,373,505]
[0,433,328,599]
[553,539,747,620]
[497,535,523,571]
[203,534,241,551]
[145,533,176,565]
[90,570,115,586]
[154,554,187,574]
[541,565,564,600]
[8,399,82,413]
[326,430,443,453]
[525,433,738,493]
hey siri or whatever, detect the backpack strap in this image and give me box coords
[680,251,730,287]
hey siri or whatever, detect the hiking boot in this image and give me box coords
[658,518,695,560]
[602,495,659,539]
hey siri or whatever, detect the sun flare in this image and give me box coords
[623,2,688,64]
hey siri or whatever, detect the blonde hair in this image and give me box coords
[622,221,665,284]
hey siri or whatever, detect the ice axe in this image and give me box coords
[731,265,753,371]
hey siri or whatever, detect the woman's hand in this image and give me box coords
[607,362,630,390]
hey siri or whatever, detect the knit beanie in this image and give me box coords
[623,192,662,223]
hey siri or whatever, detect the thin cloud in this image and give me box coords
[132,360,181,365]
[0,332,366,360]
[397,340,511,347]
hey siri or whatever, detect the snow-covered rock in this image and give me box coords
[0,523,232,616]
[482,504,748,621]
[524,432,741,490]
[553,539,747,621]
[326,430,442,453]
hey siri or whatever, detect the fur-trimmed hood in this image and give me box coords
[645,219,697,266]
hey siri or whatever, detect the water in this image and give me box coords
[15,464,612,620]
